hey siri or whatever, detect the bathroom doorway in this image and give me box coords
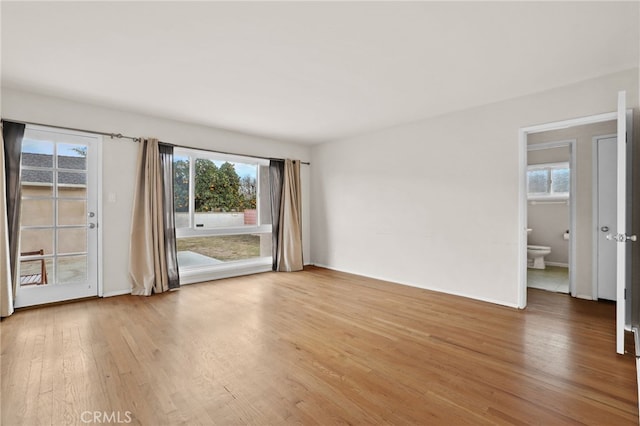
[526,141,574,296]
[523,120,621,302]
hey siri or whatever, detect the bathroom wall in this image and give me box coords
[527,146,570,265]
[527,120,617,298]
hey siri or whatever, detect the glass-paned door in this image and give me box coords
[14,126,99,308]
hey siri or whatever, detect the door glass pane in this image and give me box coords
[57,144,87,170]
[21,140,53,167]
[58,256,87,284]
[58,200,87,226]
[20,229,54,255]
[58,171,86,187]
[58,228,87,254]
[19,258,52,286]
[21,199,54,226]
[21,170,53,194]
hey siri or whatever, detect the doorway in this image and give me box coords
[14,125,101,308]
[518,111,632,308]
[526,141,574,296]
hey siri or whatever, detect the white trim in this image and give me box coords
[518,129,528,308]
[545,262,569,268]
[522,112,617,134]
[592,135,600,301]
[96,137,104,298]
[21,182,87,189]
[312,264,520,309]
[527,140,576,151]
[569,140,577,299]
[636,353,640,421]
[626,109,634,327]
[575,293,594,301]
[527,197,569,203]
[617,92,626,354]
[102,289,132,298]
[179,259,272,285]
[527,161,569,170]
[176,224,272,238]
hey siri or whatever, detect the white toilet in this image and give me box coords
[527,245,551,269]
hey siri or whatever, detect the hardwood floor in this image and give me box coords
[1,266,637,425]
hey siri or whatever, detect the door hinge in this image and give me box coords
[625,288,627,300]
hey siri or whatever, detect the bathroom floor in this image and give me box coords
[527,266,569,294]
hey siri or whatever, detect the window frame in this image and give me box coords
[172,147,273,283]
[173,147,272,239]
[527,161,570,201]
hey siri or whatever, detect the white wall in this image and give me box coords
[311,68,639,307]
[2,87,312,297]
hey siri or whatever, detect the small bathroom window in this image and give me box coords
[527,162,570,200]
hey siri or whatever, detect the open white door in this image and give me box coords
[613,91,634,354]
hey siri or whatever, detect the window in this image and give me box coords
[173,148,272,282]
[527,162,570,200]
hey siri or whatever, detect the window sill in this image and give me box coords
[528,196,569,202]
[178,257,272,285]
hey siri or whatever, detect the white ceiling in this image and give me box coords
[2,2,638,144]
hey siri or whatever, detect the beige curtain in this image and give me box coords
[129,138,175,295]
[276,159,303,271]
[0,130,14,317]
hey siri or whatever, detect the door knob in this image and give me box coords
[607,233,637,242]
[601,226,609,232]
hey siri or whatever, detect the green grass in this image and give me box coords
[177,234,261,261]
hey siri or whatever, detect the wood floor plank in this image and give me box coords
[1,266,637,425]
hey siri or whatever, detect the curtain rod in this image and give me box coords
[168,143,310,165]
[1,117,139,142]
[1,118,311,165]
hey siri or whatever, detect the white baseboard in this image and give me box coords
[311,263,519,309]
[102,289,132,298]
[633,327,640,419]
[575,293,594,300]
[545,261,569,268]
